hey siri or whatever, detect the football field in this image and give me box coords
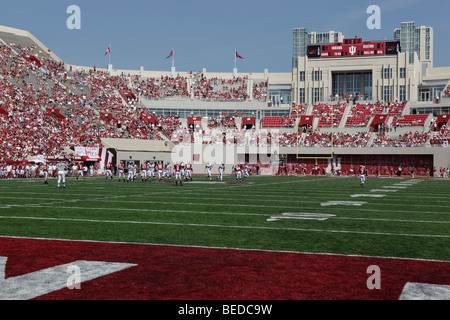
[0,174,449,300]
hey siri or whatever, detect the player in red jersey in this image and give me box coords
[76,162,85,181]
[185,162,193,181]
[174,162,183,186]
[42,163,49,184]
[118,161,125,182]
[359,165,367,188]
[157,161,164,182]
[234,164,242,184]
[105,162,113,181]
[140,161,148,182]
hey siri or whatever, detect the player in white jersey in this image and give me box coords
[165,162,172,181]
[217,164,225,181]
[243,164,250,181]
[118,161,125,182]
[205,162,212,181]
[147,162,156,181]
[127,162,135,182]
[72,163,78,179]
[133,163,138,181]
[180,162,186,181]
[56,160,68,188]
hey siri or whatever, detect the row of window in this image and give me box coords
[146,108,290,119]
[296,85,406,104]
[299,68,407,81]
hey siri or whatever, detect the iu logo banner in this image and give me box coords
[349,46,357,56]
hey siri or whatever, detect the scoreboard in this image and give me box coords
[307,38,401,59]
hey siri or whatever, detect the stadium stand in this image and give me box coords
[0,26,449,175]
[312,103,347,127]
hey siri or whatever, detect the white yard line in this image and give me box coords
[0,215,448,239]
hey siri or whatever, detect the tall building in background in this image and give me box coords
[394,22,433,67]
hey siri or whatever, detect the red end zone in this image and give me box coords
[0,237,448,300]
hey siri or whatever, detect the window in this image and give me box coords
[332,73,344,98]
[299,88,305,104]
[400,68,406,78]
[314,70,322,81]
[299,71,305,81]
[364,73,372,100]
[382,68,392,79]
[383,86,393,102]
[399,85,406,101]
[346,73,361,97]
[314,88,323,103]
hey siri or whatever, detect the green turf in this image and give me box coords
[0,175,449,261]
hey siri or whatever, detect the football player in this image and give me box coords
[147,162,155,181]
[127,161,135,182]
[359,165,367,188]
[217,163,225,181]
[105,162,114,181]
[157,161,164,182]
[205,162,212,181]
[174,162,183,186]
[76,162,85,181]
[185,162,193,181]
[140,161,147,182]
[235,164,242,184]
[118,161,125,182]
[56,160,68,188]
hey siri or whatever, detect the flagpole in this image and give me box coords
[172,48,175,69]
[234,48,237,69]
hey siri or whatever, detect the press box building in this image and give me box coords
[290,22,447,109]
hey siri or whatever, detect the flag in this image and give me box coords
[166,50,174,59]
[104,46,110,55]
[235,51,244,59]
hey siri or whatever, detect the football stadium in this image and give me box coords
[0,17,449,305]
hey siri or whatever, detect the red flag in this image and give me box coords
[166,50,174,59]
[104,46,110,55]
[235,51,244,59]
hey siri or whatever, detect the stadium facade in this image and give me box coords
[0,23,449,176]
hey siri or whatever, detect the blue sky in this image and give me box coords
[0,0,448,73]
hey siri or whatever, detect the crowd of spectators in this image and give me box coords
[290,104,308,117]
[345,103,384,127]
[430,124,450,147]
[1,39,449,166]
[207,113,237,129]
[130,73,267,102]
[370,131,430,148]
[312,103,347,127]
[300,132,370,148]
